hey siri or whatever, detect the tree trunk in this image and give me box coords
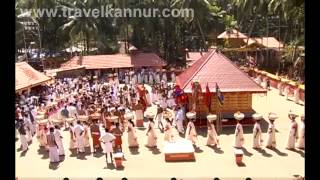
[196,18,206,49]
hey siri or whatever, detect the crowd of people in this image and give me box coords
[15,69,304,165]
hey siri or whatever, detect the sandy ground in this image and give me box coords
[16,86,304,180]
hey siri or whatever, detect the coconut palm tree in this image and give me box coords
[59,0,99,55]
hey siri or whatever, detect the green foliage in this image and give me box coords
[15,0,304,69]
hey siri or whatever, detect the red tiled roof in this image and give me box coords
[243,37,284,48]
[217,29,248,39]
[62,53,166,69]
[176,50,266,93]
[16,62,51,91]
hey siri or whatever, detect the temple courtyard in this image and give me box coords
[16,85,304,180]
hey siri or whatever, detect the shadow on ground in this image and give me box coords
[93,151,104,158]
[267,147,288,156]
[287,148,305,158]
[241,147,253,157]
[49,162,60,170]
[38,147,49,159]
[253,148,273,157]
[207,145,224,154]
[129,147,140,155]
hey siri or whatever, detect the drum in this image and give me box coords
[186,112,196,119]
[66,117,75,124]
[234,148,244,164]
[38,119,48,125]
[207,114,217,121]
[79,115,89,122]
[51,119,62,125]
[35,115,45,121]
[163,110,172,119]
[110,116,119,123]
[124,113,134,120]
[90,113,101,120]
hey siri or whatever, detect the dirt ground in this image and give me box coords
[16,85,304,180]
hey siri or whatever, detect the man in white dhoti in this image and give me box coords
[265,113,277,149]
[155,72,160,84]
[278,81,284,96]
[149,72,154,85]
[294,85,300,104]
[171,71,176,83]
[68,103,78,119]
[144,72,149,84]
[252,113,263,149]
[154,104,164,131]
[132,73,137,86]
[175,106,185,134]
[286,111,298,150]
[100,128,116,164]
[23,113,33,143]
[54,125,65,156]
[284,85,290,100]
[161,72,167,83]
[137,72,142,84]
[18,120,28,151]
[297,114,305,150]
[46,127,60,163]
[74,120,85,153]
[234,112,245,148]
[125,72,129,84]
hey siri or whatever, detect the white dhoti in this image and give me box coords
[20,134,28,151]
[144,75,148,84]
[155,113,164,128]
[278,83,283,95]
[49,146,60,163]
[26,130,32,142]
[125,76,129,84]
[76,136,85,152]
[149,75,154,85]
[171,73,176,83]
[103,142,113,154]
[176,119,184,133]
[56,140,65,156]
[297,124,305,149]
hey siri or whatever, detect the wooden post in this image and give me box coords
[216,94,222,134]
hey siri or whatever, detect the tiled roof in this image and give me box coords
[16,62,51,91]
[244,37,284,48]
[176,50,267,93]
[62,53,167,69]
[217,29,248,39]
